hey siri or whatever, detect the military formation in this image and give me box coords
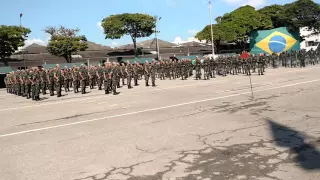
[3,48,320,101]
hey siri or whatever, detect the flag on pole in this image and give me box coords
[20,13,23,18]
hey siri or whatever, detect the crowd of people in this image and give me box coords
[3,48,320,101]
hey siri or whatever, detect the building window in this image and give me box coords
[306,41,317,47]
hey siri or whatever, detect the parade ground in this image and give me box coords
[1,65,320,180]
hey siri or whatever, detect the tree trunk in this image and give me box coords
[133,38,137,57]
[214,40,221,54]
[64,55,69,63]
[68,53,72,63]
[1,57,9,66]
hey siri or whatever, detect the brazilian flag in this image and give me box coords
[250,27,300,55]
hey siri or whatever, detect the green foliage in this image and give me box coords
[197,0,320,51]
[0,25,31,66]
[45,26,88,63]
[101,13,156,56]
[258,5,285,28]
[197,5,272,50]
[259,0,320,32]
[279,0,320,32]
[220,5,273,42]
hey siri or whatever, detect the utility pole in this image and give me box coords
[154,16,161,60]
[208,1,215,57]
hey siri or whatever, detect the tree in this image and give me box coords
[280,0,320,32]
[0,25,31,66]
[220,5,273,48]
[258,5,285,28]
[197,6,272,50]
[259,0,320,32]
[101,13,156,57]
[196,23,236,52]
[45,26,88,63]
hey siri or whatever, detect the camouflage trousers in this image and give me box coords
[89,78,95,89]
[97,78,103,90]
[195,69,201,80]
[55,81,62,96]
[73,79,80,93]
[41,81,47,94]
[16,83,21,95]
[35,83,41,97]
[64,79,70,92]
[112,78,117,92]
[20,84,25,97]
[258,63,264,75]
[25,84,31,98]
[48,82,54,96]
[127,74,132,88]
[81,79,87,94]
[103,79,111,93]
[133,74,138,85]
[204,67,210,80]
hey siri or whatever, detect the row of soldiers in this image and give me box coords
[4,60,157,100]
[276,49,320,68]
[4,50,320,100]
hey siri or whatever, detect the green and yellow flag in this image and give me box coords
[250,27,300,55]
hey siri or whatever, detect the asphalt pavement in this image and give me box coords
[1,66,320,180]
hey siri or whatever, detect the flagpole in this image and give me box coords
[209,0,215,56]
[20,13,26,69]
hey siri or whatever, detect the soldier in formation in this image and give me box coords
[5,48,320,100]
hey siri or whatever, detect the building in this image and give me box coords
[300,27,320,51]
[173,37,207,45]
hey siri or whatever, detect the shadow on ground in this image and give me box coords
[268,119,320,170]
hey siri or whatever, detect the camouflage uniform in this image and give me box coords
[79,66,88,94]
[40,69,47,95]
[203,58,210,80]
[126,62,133,89]
[54,68,63,97]
[72,67,80,93]
[133,63,139,86]
[195,58,202,80]
[47,68,55,96]
[111,63,120,95]
[88,66,95,89]
[96,65,104,90]
[103,63,111,94]
[144,62,151,86]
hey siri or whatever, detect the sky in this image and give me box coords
[1,0,319,47]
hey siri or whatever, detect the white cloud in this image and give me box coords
[224,0,243,4]
[97,22,103,30]
[188,30,199,36]
[25,38,47,46]
[109,41,119,48]
[166,0,177,7]
[242,0,266,7]
[111,42,118,46]
[223,0,267,7]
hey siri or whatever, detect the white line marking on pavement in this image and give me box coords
[1,79,319,138]
[0,80,226,112]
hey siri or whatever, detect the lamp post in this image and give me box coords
[154,16,161,60]
[208,1,215,57]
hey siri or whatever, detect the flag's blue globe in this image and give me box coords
[268,35,287,53]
